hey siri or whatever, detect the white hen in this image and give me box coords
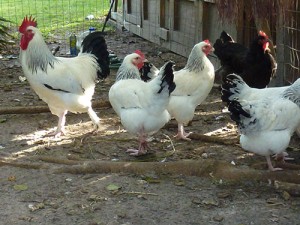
[109,56,176,156]
[227,78,300,171]
[221,73,300,136]
[167,40,215,140]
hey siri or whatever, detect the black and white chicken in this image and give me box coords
[109,53,176,155]
[227,78,300,171]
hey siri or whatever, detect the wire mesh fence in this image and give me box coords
[0,0,111,53]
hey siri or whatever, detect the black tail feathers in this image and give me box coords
[221,73,245,103]
[158,61,176,95]
[81,31,110,79]
[228,100,251,123]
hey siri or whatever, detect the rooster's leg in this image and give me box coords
[266,155,282,171]
[126,132,148,156]
[87,107,100,131]
[46,110,67,137]
[174,123,192,141]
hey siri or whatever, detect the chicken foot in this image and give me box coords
[126,132,149,156]
[174,123,192,141]
[266,155,283,171]
[45,110,67,138]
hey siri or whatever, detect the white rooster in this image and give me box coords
[109,56,176,156]
[167,40,215,140]
[227,78,300,171]
[18,16,110,137]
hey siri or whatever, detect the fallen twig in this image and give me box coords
[1,158,300,184]
[0,100,111,115]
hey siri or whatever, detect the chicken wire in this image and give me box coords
[283,0,300,83]
[0,0,111,52]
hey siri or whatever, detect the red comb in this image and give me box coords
[258,30,268,39]
[203,39,210,44]
[19,16,37,33]
[134,50,145,59]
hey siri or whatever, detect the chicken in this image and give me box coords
[222,73,300,138]
[18,16,110,137]
[167,40,215,140]
[227,78,300,171]
[115,50,145,82]
[221,73,288,104]
[109,58,176,156]
[214,30,277,88]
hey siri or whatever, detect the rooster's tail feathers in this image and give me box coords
[221,73,249,103]
[157,61,176,95]
[81,31,110,79]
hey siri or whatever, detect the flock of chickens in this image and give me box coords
[18,16,300,171]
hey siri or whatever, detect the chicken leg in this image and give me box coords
[174,123,192,141]
[45,110,67,138]
[266,155,282,171]
[126,132,148,156]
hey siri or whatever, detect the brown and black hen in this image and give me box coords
[214,30,277,88]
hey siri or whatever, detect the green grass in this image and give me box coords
[0,0,112,39]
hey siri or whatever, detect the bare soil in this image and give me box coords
[0,29,300,225]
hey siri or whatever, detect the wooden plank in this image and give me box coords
[160,0,165,28]
[143,0,149,20]
[173,0,180,30]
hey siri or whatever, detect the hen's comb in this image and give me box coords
[19,16,37,33]
[258,30,268,39]
[134,50,145,59]
[203,39,210,45]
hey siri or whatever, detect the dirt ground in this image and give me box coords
[0,29,300,225]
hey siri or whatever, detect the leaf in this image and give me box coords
[0,119,7,123]
[14,184,28,191]
[106,184,121,191]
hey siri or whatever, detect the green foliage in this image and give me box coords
[0,17,14,48]
[0,0,111,38]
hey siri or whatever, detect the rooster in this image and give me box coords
[227,78,300,171]
[109,57,176,156]
[18,16,110,137]
[214,30,277,88]
[167,40,215,140]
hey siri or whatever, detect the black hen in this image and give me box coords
[214,30,277,88]
[81,31,110,79]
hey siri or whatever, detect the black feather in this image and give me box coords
[81,31,110,79]
[213,31,276,89]
[228,100,251,123]
[44,84,70,93]
[139,61,152,82]
[157,61,176,95]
